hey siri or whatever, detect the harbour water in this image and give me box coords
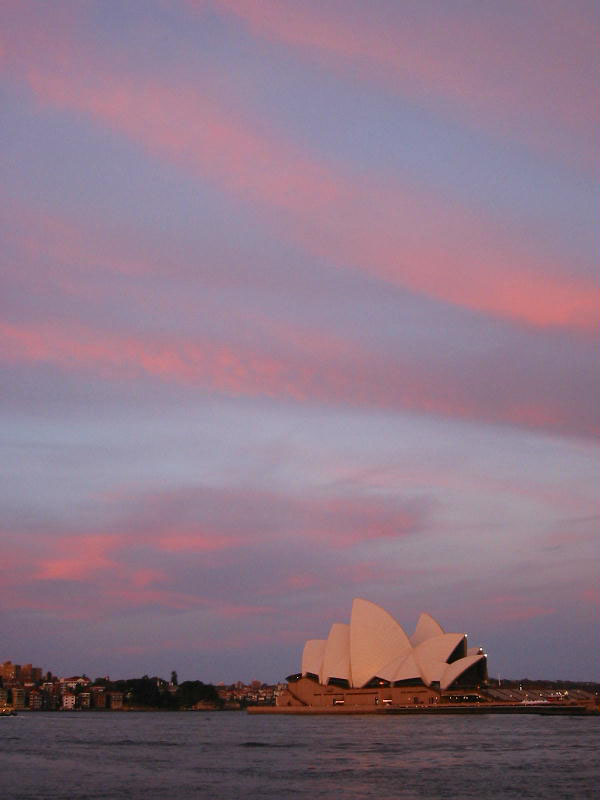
[2,711,597,799]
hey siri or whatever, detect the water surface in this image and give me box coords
[2,711,597,799]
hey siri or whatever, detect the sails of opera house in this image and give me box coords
[279,598,488,708]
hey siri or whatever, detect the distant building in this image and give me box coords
[21,664,43,682]
[40,681,59,710]
[12,688,26,709]
[106,691,123,710]
[2,661,22,683]
[62,693,76,710]
[60,676,91,691]
[91,687,106,708]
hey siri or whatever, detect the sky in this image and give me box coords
[1,0,598,684]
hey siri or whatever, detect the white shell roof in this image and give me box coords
[382,651,421,683]
[410,612,445,646]
[301,639,326,677]
[350,598,411,688]
[413,633,465,686]
[377,651,413,683]
[441,654,486,691]
[320,623,351,685]
[299,599,487,690]
[413,632,465,666]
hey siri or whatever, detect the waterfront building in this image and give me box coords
[2,661,44,684]
[279,598,488,708]
[21,664,43,682]
[60,675,91,691]
[91,687,106,708]
[106,691,123,709]
[12,688,26,709]
[28,689,43,710]
[2,661,22,683]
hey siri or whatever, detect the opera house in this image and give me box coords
[279,598,488,708]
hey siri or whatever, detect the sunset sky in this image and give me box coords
[1,0,598,683]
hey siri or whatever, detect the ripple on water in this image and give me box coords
[1,712,597,800]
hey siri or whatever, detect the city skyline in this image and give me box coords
[1,1,598,684]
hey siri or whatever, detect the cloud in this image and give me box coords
[210,0,598,169]
[2,316,598,438]
[115,485,429,548]
[1,9,596,333]
[36,534,119,581]
[0,483,429,618]
[487,596,557,623]
[156,531,247,553]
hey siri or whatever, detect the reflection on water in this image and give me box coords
[2,712,597,799]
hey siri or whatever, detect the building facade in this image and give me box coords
[279,598,488,708]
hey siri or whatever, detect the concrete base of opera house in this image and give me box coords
[248,677,597,715]
[249,704,595,715]
[274,675,470,710]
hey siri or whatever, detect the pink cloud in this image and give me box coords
[131,569,167,588]
[118,485,428,550]
[269,562,445,597]
[286,573,321,591]
[0,483,430,621]
[580,587,599,606]
[487,595,557,623]
[296,179,598,332]
[331,464,597,517]
[211,0,598,169]
[1,523,235,617]
[1,318,597,438]
[106,586,208,611]
[302,496,425,546]
[36,534,121,581]
[23,66,342,218]
[2,16,596,333]
[0,320,292,397]
[157,532,244,553]
[2,203,167,329]
[215,603,276,620]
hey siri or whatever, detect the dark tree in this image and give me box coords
[123,677,162,708]
[176,681,220,708]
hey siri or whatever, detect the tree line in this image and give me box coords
[97,675,221,709]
